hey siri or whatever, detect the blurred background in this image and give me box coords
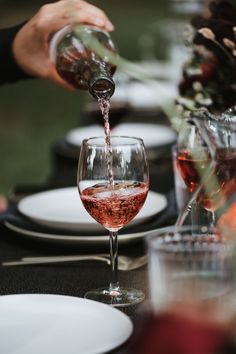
[0,0,206,195]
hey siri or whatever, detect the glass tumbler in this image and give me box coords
[147,226,236,321]
[126,225,236,354]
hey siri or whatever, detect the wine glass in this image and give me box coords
[77,136,149,307]
[175,121,217,231]
[175,107,236,231]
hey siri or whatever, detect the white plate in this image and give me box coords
[4,220,148,245]
[4,222,172,246]
[119,81,178,110]
[18,187,167,232]
[66,123,176,148]
[66,125,104,147]
[0,294,133,354]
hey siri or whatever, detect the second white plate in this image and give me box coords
[18,187,167,232]
[0,294,133,354]
[66,123,176,148]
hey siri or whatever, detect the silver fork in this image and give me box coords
[1,254,147,271]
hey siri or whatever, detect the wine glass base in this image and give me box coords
[84,287,145,307]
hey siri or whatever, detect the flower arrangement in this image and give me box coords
[177,0,236,114]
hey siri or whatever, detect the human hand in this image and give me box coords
[12,0,114,89]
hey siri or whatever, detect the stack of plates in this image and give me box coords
[4,187,168,246]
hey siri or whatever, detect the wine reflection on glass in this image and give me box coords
[77,136,149,306]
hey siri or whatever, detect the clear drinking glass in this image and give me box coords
[147,226,236,321]
[78,136,149,307]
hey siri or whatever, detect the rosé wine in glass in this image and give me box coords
[81,181,148,231]
[177,148,236,212]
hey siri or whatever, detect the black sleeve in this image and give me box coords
[0,22,34,85]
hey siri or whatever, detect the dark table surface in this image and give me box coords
[0,222,148,301]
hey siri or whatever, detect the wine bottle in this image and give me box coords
[50,25,117,98]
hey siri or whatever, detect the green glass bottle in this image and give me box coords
[50,25,117,98]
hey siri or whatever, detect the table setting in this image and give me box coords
[0,91,183,354]
[0,199,146,354]
[1,0,236,353]
[0,126,178,354]
[3,187,169,245]
[3,108,236,353]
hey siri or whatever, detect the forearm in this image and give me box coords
[0,23,34,85]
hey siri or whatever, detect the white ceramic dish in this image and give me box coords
[4,220,150,245]
[66,123,176,148]
[0,294,133,354]
[119,81,178,110]
[18,187,167,232]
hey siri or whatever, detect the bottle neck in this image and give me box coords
[89,74,115,99]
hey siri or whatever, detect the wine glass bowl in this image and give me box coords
[80,180,148,231]
[175,107,236,230]
[176,146,231,213]
[190,108,236,212]
[78,136,149,306]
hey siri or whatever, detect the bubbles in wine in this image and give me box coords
[81,181,148,230]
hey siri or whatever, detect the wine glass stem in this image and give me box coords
[175,184,202,231]
[109,231,120,293]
